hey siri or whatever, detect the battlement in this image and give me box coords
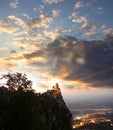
[53,83,61,94]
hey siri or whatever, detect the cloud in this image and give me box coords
[68,12,78,19]
[0,53,25,72]
[21,14,31,20]
[0,20,18,34]
[12,41,40,53]
[23,49,47,71]
[10,50,18,55]
[43,0,63,4]
[72,16,87,23]
[14,33,45,41]
[61,29,72,33]
[46,35,113,88]
[29,61,47,69]
[4,55,24,61]
[39,5,45,13]
[69,12,88,29]
[9,0,19,8]
[39,13,53,23]
[43,30,60,41]
[25,14,53,31]
[101,24,106,29]
[14,31,28,36]
[103,28,113,35]
[74,1,84,9]
[98,7,104,14]
[82,22,97,35]
[8,13,53,33]
[23,50,46,60]
[27,33,45,41]
[12,35,113,89]
[0,57,17,71]
[8,15,25,27]
[52,10,60,17]
[25,19,46,30]
[33,8,38,11]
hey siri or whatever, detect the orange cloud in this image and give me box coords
[0,20,18,34]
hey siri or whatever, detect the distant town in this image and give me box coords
[72,108,113,129]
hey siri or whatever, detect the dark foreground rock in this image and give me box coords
[0,84,72,130]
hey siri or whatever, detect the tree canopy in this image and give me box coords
[1,72,32,91]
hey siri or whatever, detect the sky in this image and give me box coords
[0,0,113,102]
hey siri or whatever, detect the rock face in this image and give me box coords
[40,83,73,130]
[0,84,72,130]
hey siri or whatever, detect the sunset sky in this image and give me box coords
[0,0,113,100]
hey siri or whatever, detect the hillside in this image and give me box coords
[0,83,72,130]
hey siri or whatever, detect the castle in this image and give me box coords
[46,83,61,98]
[52,83,61,97]
[53,83,61,94]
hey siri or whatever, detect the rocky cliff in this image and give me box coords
[40,83,72,130]
[0,84,72,130]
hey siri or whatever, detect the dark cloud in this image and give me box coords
[47,35,113,88]
[23,50,46,59]
[29,61,47,67]
[23,35,113,88]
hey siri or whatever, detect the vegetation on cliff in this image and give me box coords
[0,73,72,130]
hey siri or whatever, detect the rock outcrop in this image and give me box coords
[0,84,72,130]
[40,83,73,130]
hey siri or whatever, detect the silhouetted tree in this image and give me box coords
[1,73,32,91]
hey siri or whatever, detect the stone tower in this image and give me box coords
[53,83,61,94]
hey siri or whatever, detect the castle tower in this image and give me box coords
[53,83,61,94]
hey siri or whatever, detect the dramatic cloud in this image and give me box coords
[43,0,63,4]
[0,0,113,92]
[46,35,113,88]
[9,0,19,8]
[0,20,18,33]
